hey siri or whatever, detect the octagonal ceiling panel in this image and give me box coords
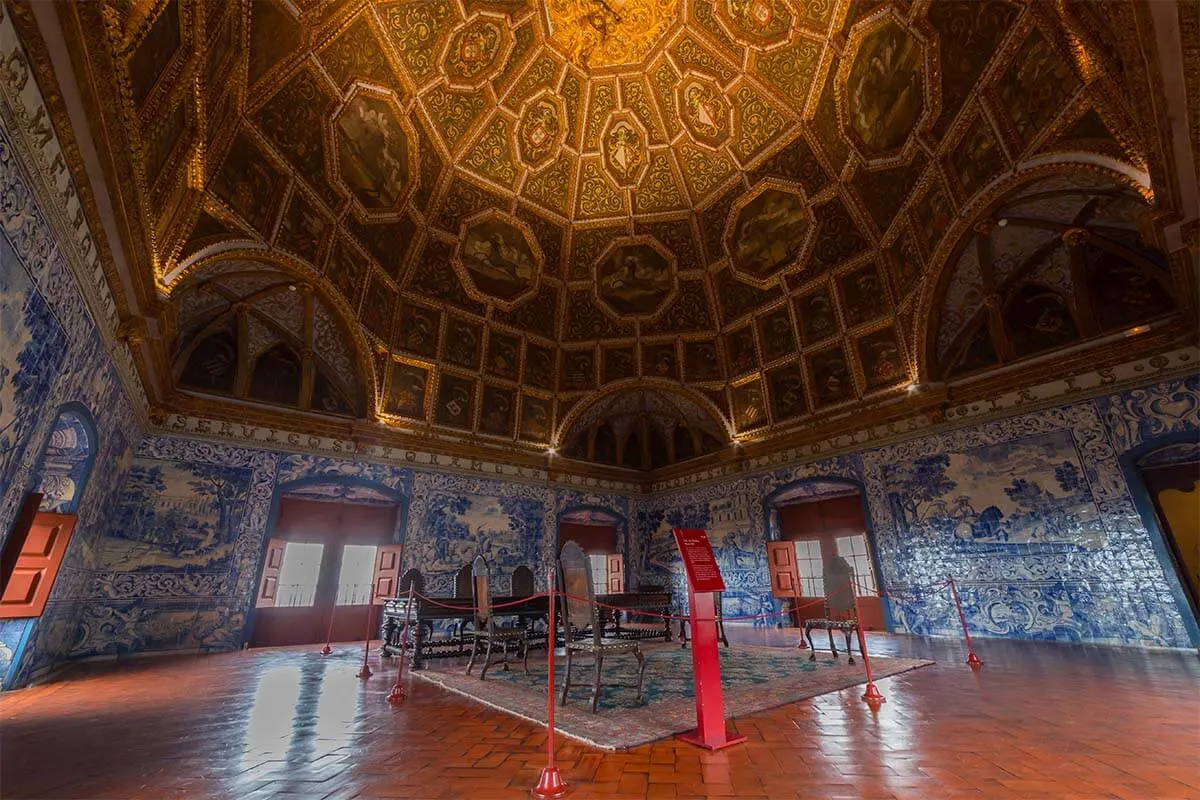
[595,236,676,318]
[836,11,933,164]
[454,211,543,308]
[330,86,418,218]
[69,0,1162,473]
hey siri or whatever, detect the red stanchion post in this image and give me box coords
[851,576,885,707]
[388,583,416,704]
[533,568,568,799]
[320,593,337,656]
[947,576,983,669]
[357,586,375,679]
[793,598,808,649]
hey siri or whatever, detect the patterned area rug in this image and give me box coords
[412,644,933,750]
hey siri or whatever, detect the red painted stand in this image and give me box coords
[357,599,375,679]
[388,585,416,705]
[852,587,885,707]
[320,599,338,655]
[948,576,984,669]
[672,528,745,751]
[677,589,746,750]
[533,569,568,799]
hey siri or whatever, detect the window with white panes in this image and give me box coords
[835,534,877,595]
[792,539,825,596]
[335,545,378,606]
[275,543,325,607]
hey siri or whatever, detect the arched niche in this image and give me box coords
[923,167,1178,382]
[169,256,370,419]
[33,404,98,514]
[558,385,730,471]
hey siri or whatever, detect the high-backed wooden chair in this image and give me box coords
[511,565,535,597]
[804,556,860,663]
[455,563,473,598]
[557,541,646,712]
[466,555,529,678]
[399,568,424,596]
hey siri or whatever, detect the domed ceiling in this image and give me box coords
[53,0,1192,478]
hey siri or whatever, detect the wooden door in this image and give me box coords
[255,538,286,608]
[766,541,801,598]
[372,545,403,604]
[605,553,625,593]
[0,512,76,619]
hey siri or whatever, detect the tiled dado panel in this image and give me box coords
[637,375,1200,649]
[59,437,634,664]
[0,128,142,688]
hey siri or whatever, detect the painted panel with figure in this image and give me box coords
[882,430,1104,552]
[0,237,68,503]
[100,459,255,573]
[457,215,541,301]
[727,188,810,280]
[597,240,673,316]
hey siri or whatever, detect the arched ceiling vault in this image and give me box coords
[49,0,1197,479]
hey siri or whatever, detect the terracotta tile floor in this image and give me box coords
[1,630,1198,800]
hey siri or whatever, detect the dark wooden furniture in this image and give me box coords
[465,556,529,678]
[594,591,673,641]
[558,541,646,713]
[804,558,860,663]
[678,592,730,648]
[381,593,547,669]
[511,565,535,596]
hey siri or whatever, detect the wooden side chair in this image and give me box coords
[557,541,646,712]
[465,555,529,679]
[511,565,535,597]
[804,557,860,663]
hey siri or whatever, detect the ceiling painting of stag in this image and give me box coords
[48,0,1191,479]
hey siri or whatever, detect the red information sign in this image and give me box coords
[671,528,744,751]
[672,528,726,593]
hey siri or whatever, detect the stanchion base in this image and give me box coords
[966,651,983,669]
[320,643,333,655]
[387,684,405,704]
[861,682,886,705]
[356,665,373,679]
[677,730,748,751]
[531,766,569,799]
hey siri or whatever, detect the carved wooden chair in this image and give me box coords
[804,557,860,663]
[511,565,535,597]
[466,555,529,679]
[557,541,646,712]
[452,563,474,639]
[389,569,429,645]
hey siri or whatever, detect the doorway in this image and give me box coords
[772,489,884,629]
[1136,446,1200,626]
[250,495,399,648]
[558,509,625,594]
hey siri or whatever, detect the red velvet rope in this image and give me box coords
[402,577,956,621]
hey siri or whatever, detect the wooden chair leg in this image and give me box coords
[480,637,494,680]
[828,629,838,658]
[591,653,603,713]
[500,638,510,672]
[561,647,573,705]
[846,628,856,665]
[520,633,530,674]
[633,649,646,705]
[466,635,478,674]
[806,626,816,661]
